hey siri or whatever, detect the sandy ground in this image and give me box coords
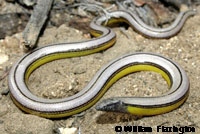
[0,4,200,134]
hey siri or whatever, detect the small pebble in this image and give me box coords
[58,127,77,134]
[65,118,75,128]
[73,65,86,74]
[0,54,9,64]
[1,89,9,95]
[18,0,37,6]
[4,36,20,48]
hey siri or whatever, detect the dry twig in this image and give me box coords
[22,0,54,50]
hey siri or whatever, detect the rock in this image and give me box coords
[65,118,75,128]
[58,127,77,134]
[3,36,21,48]
[4,113,54,134]
[72,64,86,74]
[18,0,37,6]
[1,89,9,95]
[0,54,9,64]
